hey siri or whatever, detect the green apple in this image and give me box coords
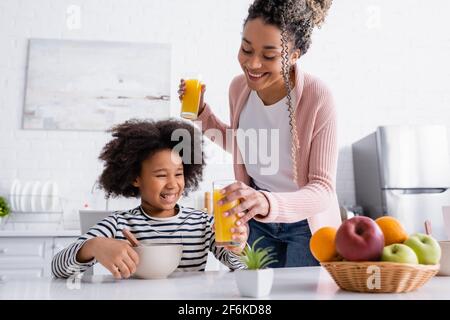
[381,243,418,264]
[404,233,441,265]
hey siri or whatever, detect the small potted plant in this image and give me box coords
[0,196,11,224]
[235,236,277,298]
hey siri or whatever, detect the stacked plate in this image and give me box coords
[9,180,60,213]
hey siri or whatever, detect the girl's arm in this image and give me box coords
[51,214,119,278]
[206,215,245,270]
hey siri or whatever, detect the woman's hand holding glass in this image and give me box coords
[178,78,207,117]
[218,181,270,226]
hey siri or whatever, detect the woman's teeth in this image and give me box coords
[247,71,268,81]
[248,72,263,78]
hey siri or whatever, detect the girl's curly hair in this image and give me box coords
[244,0,332,182]
[98,118,205,198]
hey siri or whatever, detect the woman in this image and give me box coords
[179,0,341,267]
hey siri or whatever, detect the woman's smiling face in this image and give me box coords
[238,18,300,93]
[133,149,185,217]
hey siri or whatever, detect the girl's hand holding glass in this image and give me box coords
[224,223,249,255]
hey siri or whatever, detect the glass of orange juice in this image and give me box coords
[213,179,240,247]
[180,74,202,120]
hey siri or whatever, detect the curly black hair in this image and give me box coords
[97,118,205,198]
[244,0,332,182]
[245,0,332,55]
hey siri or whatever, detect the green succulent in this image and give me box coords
[239,236,277,270]
[0,196,11,217]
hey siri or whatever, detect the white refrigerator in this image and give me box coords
[352,125,450,240]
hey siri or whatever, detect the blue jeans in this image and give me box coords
[248,219,319,268]
[248,182,319,268]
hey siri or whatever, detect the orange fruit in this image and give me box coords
[375,216,408,245]
[309,227,338,262]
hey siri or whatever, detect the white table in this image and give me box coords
[1,267,450,300]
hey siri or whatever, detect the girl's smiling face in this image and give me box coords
[133,149,185,218]
[237,18,300,101]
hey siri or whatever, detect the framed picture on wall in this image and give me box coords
[22,39,171,131]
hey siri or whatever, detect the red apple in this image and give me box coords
[335,216,385,261]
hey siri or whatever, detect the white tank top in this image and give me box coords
[237,90,299,192]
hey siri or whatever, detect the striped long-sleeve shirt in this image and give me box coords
[52,205,244,278]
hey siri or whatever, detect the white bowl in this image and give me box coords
[133,243,182,279]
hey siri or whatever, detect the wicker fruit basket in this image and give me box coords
[321,261,439,293]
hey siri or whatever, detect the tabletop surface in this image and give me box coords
[1,266,450,300]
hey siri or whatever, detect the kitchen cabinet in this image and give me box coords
[0,267,45,281]
[0,236,77,280]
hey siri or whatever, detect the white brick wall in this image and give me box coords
[1,0,450,221]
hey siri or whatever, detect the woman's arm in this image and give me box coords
[255,107,338,223]
[178,78,233,151]
[219,95,338,225]
[196,103,232,153]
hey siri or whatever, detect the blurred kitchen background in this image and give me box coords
[1,0,450,275]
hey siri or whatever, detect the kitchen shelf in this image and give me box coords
[1,212,63,224]
[2,194,65,226]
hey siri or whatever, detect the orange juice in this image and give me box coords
[213,189,239,246]
[181,79,202,120]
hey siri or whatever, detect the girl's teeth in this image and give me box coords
[161,194,176,201]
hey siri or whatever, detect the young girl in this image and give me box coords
[52,119,247,279]
[179,0,341,267]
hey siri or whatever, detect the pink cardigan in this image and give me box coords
[197,64,342,233]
